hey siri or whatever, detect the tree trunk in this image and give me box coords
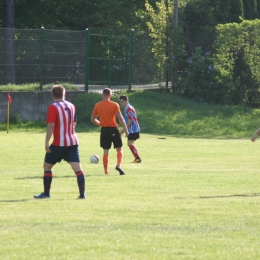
[3,0,15,84]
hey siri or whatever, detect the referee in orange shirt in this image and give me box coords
[91,88,129,175]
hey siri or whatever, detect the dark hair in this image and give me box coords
[102,88,112,96]
[119,95,128,101]
[52,85,65,99]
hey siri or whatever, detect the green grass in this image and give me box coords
[1,89,260,258]
[115,90,260,138]
[0,82,78,91]
[1,132,260,259]
[3,90,260,138]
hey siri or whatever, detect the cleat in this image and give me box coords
[78,195,86,199]
[33,192,50,199]
[132,158,142,163]
[115,165,125,175]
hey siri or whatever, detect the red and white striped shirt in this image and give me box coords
[46,100,78,146]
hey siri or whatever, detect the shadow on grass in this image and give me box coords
[198,193,260,199]
[15,175,97,180]
[176,193,260,199]
[0,199,30,203]
[15,176,74,180]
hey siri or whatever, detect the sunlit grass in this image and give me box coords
[0,132,260,259]
[1,89,260,139]
[89,90,260,138]
[0,82,78,91]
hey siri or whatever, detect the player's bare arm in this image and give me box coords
[91,114,100,126]
[251,128,260,142]
[120,119,132,135]
[127,119,132,127]
[45,123,55,152]
[116,112,129,136]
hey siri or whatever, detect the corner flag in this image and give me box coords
[7,93,12,133]
[8,93,12,103]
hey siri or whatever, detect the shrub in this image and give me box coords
[73,92,101,124]
[178,47,232,104]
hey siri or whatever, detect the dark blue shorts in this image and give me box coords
[128,132,140,141]
[45,145,80,165]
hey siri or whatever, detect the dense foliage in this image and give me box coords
[214,20,260,106]
[2,0,260,106]
[0,0,157,31]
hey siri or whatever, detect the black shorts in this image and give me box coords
[45,145,80,165]
[128,132,140,141]
[100,127,122,149]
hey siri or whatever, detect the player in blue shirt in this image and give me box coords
[119,95,141,163]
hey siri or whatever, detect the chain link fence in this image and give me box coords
[0,28,163,92]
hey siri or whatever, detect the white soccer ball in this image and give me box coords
[90,155,99,164]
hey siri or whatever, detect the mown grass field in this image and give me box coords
[1,131,260,259]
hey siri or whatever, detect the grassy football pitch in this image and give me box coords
[1,132,260,259]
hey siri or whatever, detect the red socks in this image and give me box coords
[129,144,140,159]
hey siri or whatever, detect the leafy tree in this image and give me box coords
[257,0,260,17]
[242,0,258,20]
[145,0,173,80]
[0,0,158,31]
[182,0,220,53]
[230,0,244,23]
[214,0,233,24]
[214,20,260,106]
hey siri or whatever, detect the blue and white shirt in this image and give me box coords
[124,103,140,133]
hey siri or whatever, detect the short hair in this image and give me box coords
[52,85,65,99]
[102,88,112,96]
[119,95,128,101]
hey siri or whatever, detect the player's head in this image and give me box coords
[119,95,128,107]
[52,85,65,100]
[102,88,112,98]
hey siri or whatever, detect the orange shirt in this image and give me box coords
[92,100,120,127]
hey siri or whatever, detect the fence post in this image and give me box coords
[85,28,90,92]
[108,30,113,88]
[40,27,44,91]
[128,29,134,92]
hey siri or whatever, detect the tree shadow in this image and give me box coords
[15,175,92,180]
[0,199,30,203]
[175,193,260,199]
[198,193,260,199]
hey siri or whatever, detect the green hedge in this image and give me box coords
[214,19,260,106]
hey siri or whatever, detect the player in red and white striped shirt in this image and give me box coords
[34,85,85,199]
[46,98,78,146]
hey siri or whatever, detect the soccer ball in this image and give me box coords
[90,155,99,164]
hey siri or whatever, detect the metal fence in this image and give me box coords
[0,28,162,92]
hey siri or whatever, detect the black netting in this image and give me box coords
[43,29,85,84]
[0,28,160,92]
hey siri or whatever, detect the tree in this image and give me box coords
[215,0,232,24]
[10,0,157,31]
[242,0,258,20]
[257,0,260,17]
[230,0,244,23]
[181,0,246,54]
[145,0,173,80]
